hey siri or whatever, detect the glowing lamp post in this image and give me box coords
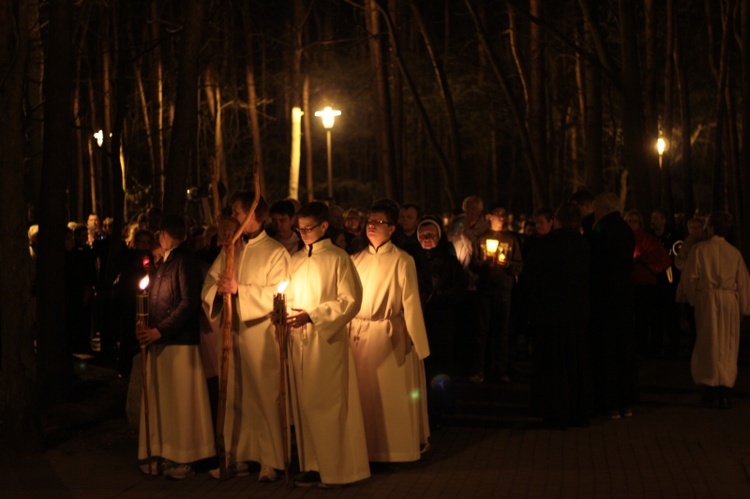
[314,106,341,198]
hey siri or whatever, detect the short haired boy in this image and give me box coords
[286,201,370,488]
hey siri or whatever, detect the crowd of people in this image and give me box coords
[42,188,750,484]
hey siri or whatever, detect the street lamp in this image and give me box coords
[314,106,341,198]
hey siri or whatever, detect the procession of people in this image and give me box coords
[54,189,750,486]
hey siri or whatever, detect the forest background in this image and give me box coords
[2,0,750,449]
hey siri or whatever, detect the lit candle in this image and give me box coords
[137,275,149,331]
[273,281,289,327]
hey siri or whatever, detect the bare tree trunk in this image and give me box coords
[0,0,41,451]
[27,0,44,221]
[291,0,306,198]
[163,0,207,215]
[365,0,396,199]
[577,23,601,193]
[389,0,404,201]
[618,0,651,214]
[37,0,75,403]
[242,4,265,196]
[673,6,695,215]
[711,2,732,212]
[644,0,661,210]
[725,79,742,240]
[101,11,114,217]
[150,0,165,208]
[740,0,750,258]
[528,0,548,206]
[661,0,675,215]
[378,4,456,208]
[465,0,544,206]
[203,63,227,205]
[411,2,463,205]
[303,75,313,202]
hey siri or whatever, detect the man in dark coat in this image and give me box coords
[524,203,592,429]
[588,193,637,419]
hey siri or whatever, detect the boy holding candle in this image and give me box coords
[137,214,215,479]
[285,201,370,488]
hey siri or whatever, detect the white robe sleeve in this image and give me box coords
[236,249,290,322]
[677,243,701,307]
[400,254,430,360]
[308,255,363,342]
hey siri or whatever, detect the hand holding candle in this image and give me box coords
[136,275,161,346]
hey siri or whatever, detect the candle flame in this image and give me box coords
[485,239,499,253]
[139,275,149,290]
[277,280,289,294]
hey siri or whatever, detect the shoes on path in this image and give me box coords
[209,461,251,479]
[294,470,321,488]
[259,465,278,482]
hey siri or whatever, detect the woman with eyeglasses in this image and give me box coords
[348,200,431,463]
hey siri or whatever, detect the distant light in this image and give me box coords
[410,389,421,401]
[314,106,341,129]
[656,137,667,156]
[94,129,104,147]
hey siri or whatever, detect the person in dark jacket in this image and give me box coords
[524,203,592,429]
[136,214,215,479]
[589,193,637,419]
[415,216,468,427]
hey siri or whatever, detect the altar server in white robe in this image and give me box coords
[349,200,430,462]
[202,192,291,481]
[285,201,370,488]
[677,211,750,408]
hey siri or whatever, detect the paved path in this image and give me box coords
[2,351,750,498]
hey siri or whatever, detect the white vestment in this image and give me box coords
[677,236,750,387]
[349,241,430,462]
[202,231,291,469]
[287,239,370,484]
[138,344,215,463]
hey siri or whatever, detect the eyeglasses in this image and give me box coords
[298,223,322,234]
[366,219,390,227]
